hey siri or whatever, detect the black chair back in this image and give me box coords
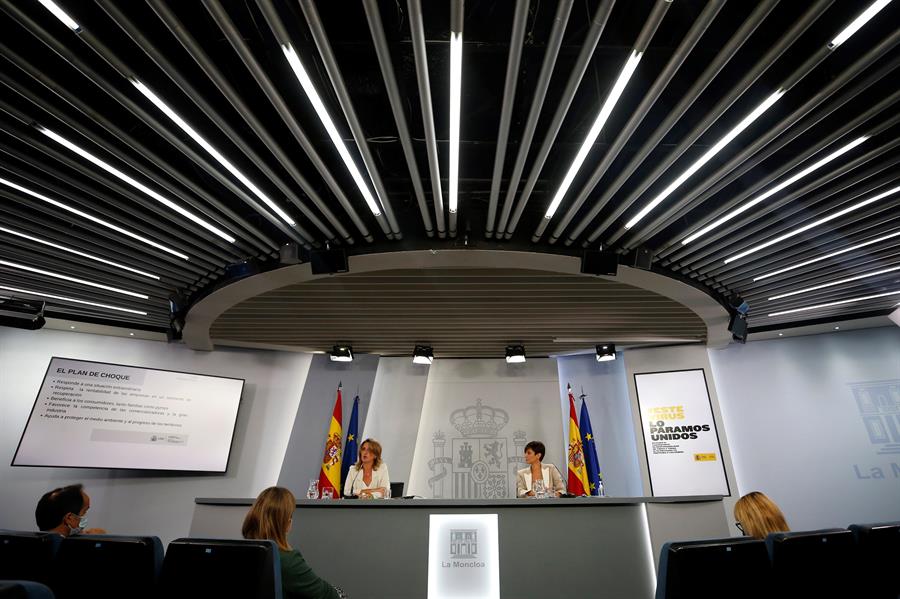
[850,521,900,599]
[0,531,61,585]
[390,482,405,498]
[656,537,771,599]
[0,580,55,599]
[158,538,281,599]
[50,535,162,599]
[766,528,857,597]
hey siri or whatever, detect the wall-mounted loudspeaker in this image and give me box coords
[581,250,618,276]
[631,246,654,270]
[310,248,349,275]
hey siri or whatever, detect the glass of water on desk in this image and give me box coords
[532,479,546,499]
[306,479,319,500]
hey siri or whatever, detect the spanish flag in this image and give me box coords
[318,383,343,497]
[566,385,590,496]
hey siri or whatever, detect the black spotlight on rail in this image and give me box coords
[505,344,526,364]
[330,344,353,362]
[726,295,750,344]
[596,344,616,362]
[413,344,434,365]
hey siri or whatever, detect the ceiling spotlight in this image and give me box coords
[596,344,616,362]
[129,332,134,336]
[413,344,434,365]
[330,345,353,362]
[778,333,784,336]
[834,326,840,330]
[69,325,75,329]
[505,344,526,364]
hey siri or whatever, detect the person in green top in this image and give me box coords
[242,486,346,599]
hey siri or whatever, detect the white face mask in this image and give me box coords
[68,513,88,535]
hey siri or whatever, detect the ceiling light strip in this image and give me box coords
[36,0,80,31]
[281,44,382,217]
[0,284,148,315]
[448,17,463,217]
[681,136,868,245]
[725,184,900,264]
[0,259,149,299]
[130,80,296,226]
[0,176,190,260]
[545,50,643,220]
[0,226,160,280]
[829,0,893,48]
[624,90,785,229]
[768,290,900,317]
[768,265,900,300]
[37,127,236,243]
[754,230,900,281]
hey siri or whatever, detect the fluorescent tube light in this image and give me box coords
[281,44,382,217]
[449,31,463,214]
[37,0,80,31]
[0,259,149,299]
[754,231,900,281]
[829,0,893,48]
[37,127,236,243]
[0,284,147,315]
[130,80,295,226]
[683,136,868,246]
[725,184,900,264]
[0,175,190,260]
[768,290,900,317]
[768,265,900,300]
[0,226,160,280]
[545,50,643,220]
[625,89,786,229]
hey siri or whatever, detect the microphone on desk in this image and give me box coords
[552,464,578,498]
[343,467,361,499]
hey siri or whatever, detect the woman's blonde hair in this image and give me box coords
[734,491,790,540]
[242,486,295,551]
[354,438,383,470]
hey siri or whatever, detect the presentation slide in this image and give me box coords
[635,369,730,497]
[12,357,244,472]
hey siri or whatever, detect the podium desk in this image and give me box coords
[192,496,727,599]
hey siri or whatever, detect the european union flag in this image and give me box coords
[580,397,604,496]
[341,396,360,492]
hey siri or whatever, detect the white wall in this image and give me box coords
[710,326,900,531]
[361,357,430,489]
[407,358,564,498]
[0,327,311,545]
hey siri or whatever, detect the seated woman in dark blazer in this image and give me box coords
[242,486,346,599]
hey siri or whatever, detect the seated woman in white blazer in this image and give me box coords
[516,440,566,497]
[345,438,391,498]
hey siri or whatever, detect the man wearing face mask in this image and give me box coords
[35,484,107,536]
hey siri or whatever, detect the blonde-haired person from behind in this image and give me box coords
[242,486,346,599]
[344,438,390,498]
[733,491,790,540]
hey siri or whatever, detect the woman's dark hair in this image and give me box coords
[35,484,84,531]
[524,441,545,461]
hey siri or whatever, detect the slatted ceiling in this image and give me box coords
[0,0,897,338]
[209,268,705,356]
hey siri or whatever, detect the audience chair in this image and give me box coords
[0,532,61,585]
[656,537,771,599]
[50,535,162,599]
[766,528,857,598]
[0,581,55,599]
[158,538,282,599]
[849,521,900,599]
